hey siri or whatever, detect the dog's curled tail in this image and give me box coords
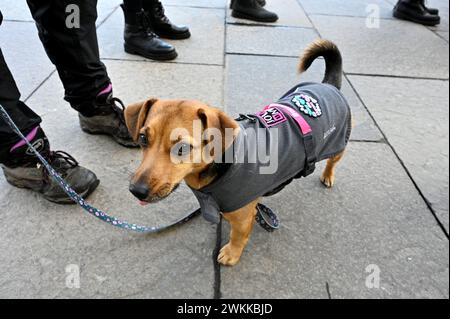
[299,39,343,90]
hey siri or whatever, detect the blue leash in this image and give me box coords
[0,104,200,234]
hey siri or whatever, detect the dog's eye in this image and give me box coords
[176,143,193,157]
[138,134,148,147]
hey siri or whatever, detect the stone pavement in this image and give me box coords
[0,0,448,299]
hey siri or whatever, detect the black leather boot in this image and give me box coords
[230,0,266,9]
[1,127,99,204]
[231,0,278,23]
[121,5,177,61]
[420,0,439,15]
[146,0,191,40]
[393,0,440,26]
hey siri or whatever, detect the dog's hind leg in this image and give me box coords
[218,199,260,266]
[320,151,345,188]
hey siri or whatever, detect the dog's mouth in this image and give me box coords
[138,184,180,206]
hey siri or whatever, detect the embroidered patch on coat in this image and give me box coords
[256,106,287,127]
[292,94,322,118]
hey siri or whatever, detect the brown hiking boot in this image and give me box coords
[1,127,99,204]
[79,86,139,148]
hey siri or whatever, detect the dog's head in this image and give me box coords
[125,99,239,205]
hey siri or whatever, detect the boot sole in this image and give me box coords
[5,174,100,205]
[231,10,278,23]
[80,126,139,148]
[155,30,191,40]
[124,43,178,61]
[393,10,440,26]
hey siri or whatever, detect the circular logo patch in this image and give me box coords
[291,94,322,118]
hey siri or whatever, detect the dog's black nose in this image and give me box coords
[129,183,149,201]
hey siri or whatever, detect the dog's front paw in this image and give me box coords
[320,173,335,188]
[218,243,243,266]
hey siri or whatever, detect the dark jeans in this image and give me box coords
[0,0,110,160]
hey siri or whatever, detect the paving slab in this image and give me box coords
[106,59,224,106]
[425,0,449,32]
[96,0,123,26]
[386,0,449,32]
[226,24,318,57]
[0,59,224,298]
[0,0,33,22]
[225,54,382,141]
[165,0,226,8]
[348,75,449,233]
[221,142,449,299]
[384,0,449,33]
[299,0,395,19]
[227,0,312,28]
[0,21,55,101]
[26,59,224,117]
[309,15,449,79]
[437,31,449,42]
[98,6,225,66]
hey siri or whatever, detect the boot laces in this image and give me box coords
[137,11,158,37]
[41,151,79,182]
[48,151,79,168]
[106,96,127,127]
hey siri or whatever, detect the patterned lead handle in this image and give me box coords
[256,203,280,232]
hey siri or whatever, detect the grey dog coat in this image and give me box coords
[191,82,352,224]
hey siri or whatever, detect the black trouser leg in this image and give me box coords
[122,0,164,24]
[0,48,42,162]
[26,0,111,116]
[141,0,158,11]
[123,0,144,25]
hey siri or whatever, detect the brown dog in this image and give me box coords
[125,39,351,266]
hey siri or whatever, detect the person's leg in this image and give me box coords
[123,0,144,21]
[0,49,99,203]
[393,0,440,25]
[231,0,278,23]
[26,0,109,113]
[142,0,190,40]
[121,0,177,61]
[26,0,138,147]
[0,48,42,162]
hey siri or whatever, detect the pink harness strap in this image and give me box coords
[263,103,312,135]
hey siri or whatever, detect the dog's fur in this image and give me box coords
[125,39,347,266]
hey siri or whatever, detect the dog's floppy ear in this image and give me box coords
[125,99,157,141]
[197,107,240,151]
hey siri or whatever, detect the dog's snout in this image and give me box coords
[129,183,149,200]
